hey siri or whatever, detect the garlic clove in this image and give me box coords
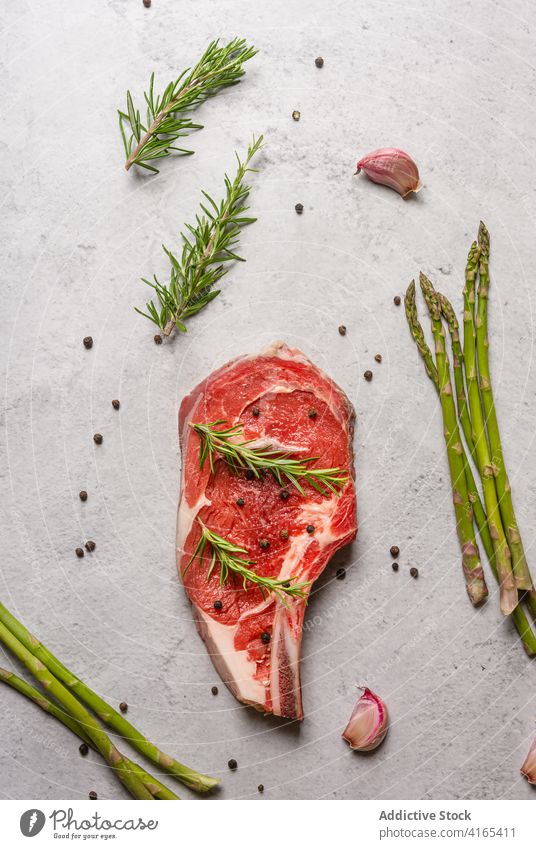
[342,687,389,751]
[521,735,536,784]
[355,148,421,198]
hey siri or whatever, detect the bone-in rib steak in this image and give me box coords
[177,341,357,720]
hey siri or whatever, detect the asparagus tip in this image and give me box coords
[419,272,440,318]
[404,279,416,305]
[478,221,490,250]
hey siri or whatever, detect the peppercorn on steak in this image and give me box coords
[177,341,357,719]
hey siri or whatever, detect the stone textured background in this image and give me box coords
[1,0,536,800]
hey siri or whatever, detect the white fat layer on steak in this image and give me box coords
[238,433,305,454]
[176,393,212,560]
[255,340,312,366]
[297,495,346,543]
[194,609,266,704]
[176,493,211,560]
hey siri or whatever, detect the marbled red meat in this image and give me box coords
[177,341,357,719]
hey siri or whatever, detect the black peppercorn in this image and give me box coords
[236,497,245,507]
[93,433,103,445]
[112,399,120,410]
[154,334,162,345]
[364,370,373,382]
[336,567,346,580]
[245,469,255,480]
[280,489,289,501]
[211,685,219,696]
[392,562,399,572]
[258,783,265,793]
[89,791,98,800]
[292,110,301,121]
[119,701,128,713]
[306,524,315,534]
[261,632,271,643]
[252,406,260,417]
[374,354,382,363]
[308,409,317,419]
[85,540,96,552]
[143,0,152,7]
[390,545,400,558]
[214,599,223,611]
[83,336,93,350]
[315,56,324,68]
[410,567,419,579]
[75,547,84,558]
[295,203,304,214]
[228,758,238,770]
[259,539,270,550]
[79,743,89,756]
[394,295,401,306]
[79,490,88,502]
[338,325,347,336]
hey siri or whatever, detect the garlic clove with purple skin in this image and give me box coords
[521,735,536,784]
[342,687,389,751]
[355,148,421,198]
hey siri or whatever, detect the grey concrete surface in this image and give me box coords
[1,0,536,801]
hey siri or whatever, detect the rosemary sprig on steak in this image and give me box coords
[135,135,264,337]
[119,38,257,173]
[184,521,310,604]
[191,420,349,496]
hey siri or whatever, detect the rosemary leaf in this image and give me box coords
[184,522,310,605]
[136,135,264,338]
[119,38,257,173]
[191,420,349,496]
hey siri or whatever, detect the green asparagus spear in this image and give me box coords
[439,293,476,458]
[419,274,488,605]
[0,623,152,800]
[476,223,532,591]
[405,281,439,386]
[405,280,536,654]
[406,282,489,553]
[0,667,179,800]
[0,602,218,793]
[441,264,536,638]
[462,243,517,615]
[437,294,536,650]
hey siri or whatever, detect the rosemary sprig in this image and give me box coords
[119,38,257,173]
[191,420,349,496]
[135,135,264,337]
[184,521,310,604]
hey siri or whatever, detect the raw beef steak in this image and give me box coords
[177,341,357,719]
